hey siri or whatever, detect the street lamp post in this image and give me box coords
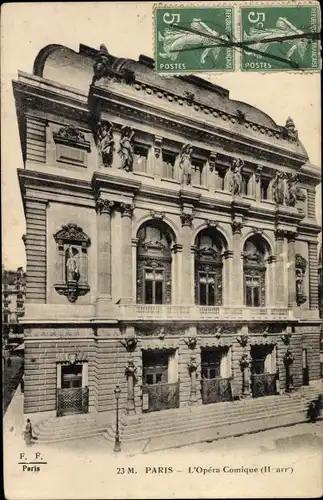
[114,385,121,452]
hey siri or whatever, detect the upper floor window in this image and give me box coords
[53,124,91,168]
[136,221,175,304]
[191,158,205,186]
[133,143,149,173]
[217,169,226,191]
[162,150,176,179]
[243,235,269,307]
[242,174,251,196]
[195,229,226,306]
[260,178,270,200]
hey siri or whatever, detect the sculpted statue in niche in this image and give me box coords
[97,121,115,167]
[118,126,135,172]
[272,171,285,205]
[66,247,80,282]
[230,158,244,197]
[285,173,298,207]
[179,143,193,186]
[295,253,308,305]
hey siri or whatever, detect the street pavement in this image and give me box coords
[4,387,323,499]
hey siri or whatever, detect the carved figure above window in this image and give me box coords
[53,125,88,146]
[295,253,308,306]
[53,223,91,303]
[96,120,115,167]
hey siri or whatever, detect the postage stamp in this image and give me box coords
[154,6,235,73]
[240,4,321,72]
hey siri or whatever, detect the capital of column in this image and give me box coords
[173,243,183,254]
[231,220,243,235]
[120,203,135,218]
[180,211,194,227]
[268,255,277,264]
[275,228,286,241]
[287,230,298,242]
[96,198,115,215]
[224,249,234,259]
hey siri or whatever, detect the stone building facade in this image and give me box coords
[2,266,26,345]
[13,43,321,422]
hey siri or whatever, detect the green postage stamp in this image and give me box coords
[154,3,321,73]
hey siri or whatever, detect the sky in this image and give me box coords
[1,2,321,270]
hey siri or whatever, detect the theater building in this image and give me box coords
[13,43,321,423]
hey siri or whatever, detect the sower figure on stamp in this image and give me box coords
[179,143,193,186]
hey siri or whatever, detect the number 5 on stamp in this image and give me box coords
[240,4,321,72]
[155,6,235,73]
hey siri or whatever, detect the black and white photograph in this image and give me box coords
[2,2,322,498]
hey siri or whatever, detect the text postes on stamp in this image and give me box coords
[155,7,234,73]
[240,5,321,72]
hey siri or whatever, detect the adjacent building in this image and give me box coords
[2,266,26,346]
[13,43,321,423]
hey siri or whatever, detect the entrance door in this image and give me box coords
[251,345,277,398]
[302,348,309,385]
[142,350,179,412]
[201,348,232,404]
[57,364,89,416]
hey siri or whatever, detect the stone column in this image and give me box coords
[120,203,134,304]
[188,355,199,404]
[231,220,243,305]
[173,244,183,304]
[180,211,194,305]
[125,358,137,414]
[96,198,114,298]
[223,250,233,306]
[308,241,319,310]
[275,229,285,307]
[267,256,276,306]
[287,231,297,308]
[240,350,252,398]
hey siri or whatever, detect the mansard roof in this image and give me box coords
[30,43,309,160]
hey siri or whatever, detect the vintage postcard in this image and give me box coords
[1,1,322,499]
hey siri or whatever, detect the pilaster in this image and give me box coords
[119,203,135,304]
[287,231,297,308]
[275,229,286,307]
[231,219,243,305]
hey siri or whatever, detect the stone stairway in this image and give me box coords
[32,385,322,448]
[33,413,106,443]
[104,385,322,453]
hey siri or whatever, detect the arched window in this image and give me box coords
[243,235,269,307]
[136,222,173,304]
[195,229,224,306]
